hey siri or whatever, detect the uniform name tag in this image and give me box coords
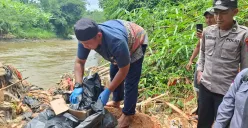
[226,38,240,43]
[206,35,216,40]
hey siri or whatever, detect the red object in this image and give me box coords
[67,78,74,91]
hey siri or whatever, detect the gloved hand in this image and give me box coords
[98,88,111,105]
[70,87,83,104]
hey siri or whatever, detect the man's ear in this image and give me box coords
[97,32,102,39]
[233,8,239,16]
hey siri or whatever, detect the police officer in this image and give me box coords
[186,8,216,118]
[214,68,248,128]
[70,18,148,127]
[197,0,248,127]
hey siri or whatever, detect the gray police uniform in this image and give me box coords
[197,21,248,95]
[214,68,248,128]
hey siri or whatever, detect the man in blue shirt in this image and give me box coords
[214,68,248,128]
[70,18,148,127]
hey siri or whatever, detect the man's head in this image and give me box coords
[204,8,216,26]
[213,0,239,30]
[74,18,102,50]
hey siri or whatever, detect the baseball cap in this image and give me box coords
[74,18,99,41]
[213,0,238,10]
[203,8,214,16]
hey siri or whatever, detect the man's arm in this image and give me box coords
[214,69,248,128]
[186,40,200,70]
[74,57,86,84]
[98,41,130,105]
[240,33,248,70]
[108,64,130,91]
[109,40,130,90]
[196,31,205,84]
[197,32,205,72]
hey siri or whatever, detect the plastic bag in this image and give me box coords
[24,109,78,128]
[69,73,104,110]
[72,73,117,128]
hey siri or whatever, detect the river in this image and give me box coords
[0,38,99,89]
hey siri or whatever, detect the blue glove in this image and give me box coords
[98,88,111,105]
[70,87,83,104]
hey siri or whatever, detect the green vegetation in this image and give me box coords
[0,0,54,39]
[100,0,248,101]
[84,10,106,23]
[0,0,105,39]
[39,0,87,38]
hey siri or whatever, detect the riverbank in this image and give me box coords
[0,36,71,44]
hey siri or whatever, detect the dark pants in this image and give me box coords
[110,45,146,115]
[197,84,224,128]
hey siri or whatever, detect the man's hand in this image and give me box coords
[70,87,83,104]
[98,88,111,105]
[196,31,203,39]
[197,71,203,85]
[186,61,193,71]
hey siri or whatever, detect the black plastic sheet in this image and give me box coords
[24,109,78,128]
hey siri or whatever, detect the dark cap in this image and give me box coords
[203,8,214,16]
[213,0,238,10]
[74,18,99,41]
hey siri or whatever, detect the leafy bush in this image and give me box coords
[100,0,248,98]
[0,0,53,38]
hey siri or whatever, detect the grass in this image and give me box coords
[14,28,56,39]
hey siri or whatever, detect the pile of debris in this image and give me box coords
[0,61,197,128]
[0,62,161,128]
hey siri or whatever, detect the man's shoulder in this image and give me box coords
[238,25,248,30]
[100,20,124,26]
[237,25,248,35]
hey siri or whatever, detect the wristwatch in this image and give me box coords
[74,83,82,88]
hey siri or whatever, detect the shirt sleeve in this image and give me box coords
[214,69,248,128]
[77,42,90,60]
[240,32,248,70]
[111,41,130,68]
[197,31,205,71]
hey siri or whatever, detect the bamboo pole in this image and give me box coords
[0,77,28,91]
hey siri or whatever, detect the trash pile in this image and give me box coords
[0,62,161,128]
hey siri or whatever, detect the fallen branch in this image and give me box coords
[0,77,28,91]
[98,67,110,75]
[137,93,167,107]
[97,62,110,69]
[120,93,167,109]
[164,101,189,120]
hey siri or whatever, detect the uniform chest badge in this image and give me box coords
[215,0,222,5]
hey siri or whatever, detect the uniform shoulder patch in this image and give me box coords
[239,25,248,30]
[245,37,248,44]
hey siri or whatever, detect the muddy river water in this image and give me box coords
[0,38,99,89]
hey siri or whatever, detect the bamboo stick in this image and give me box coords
[164,101,189,120]
[0,77,28,91]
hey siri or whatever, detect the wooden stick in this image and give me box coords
[120,93,167,108]
[98,67,110,75]
[164,101,189,120]
[136,93,167,107]
[97,62,110,69]
[0,77,28,91]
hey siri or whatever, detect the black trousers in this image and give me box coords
[197,84,224,128]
